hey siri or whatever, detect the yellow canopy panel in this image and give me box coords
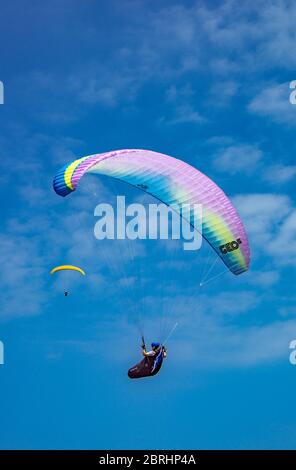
[50,265,86,276]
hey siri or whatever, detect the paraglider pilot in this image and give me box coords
[128,338,167,379]
[142,341,167,359]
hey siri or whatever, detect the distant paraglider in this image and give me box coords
[50,265,86,276]
[50,265,86,296]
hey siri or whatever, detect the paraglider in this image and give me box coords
[53,148,250,378]
[50,265,85,296]
[50,265,86,276]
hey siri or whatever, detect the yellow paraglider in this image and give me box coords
[50,265,86,276]
[50,265,85,296]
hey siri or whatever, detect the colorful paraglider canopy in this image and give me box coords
[53,149,250,275]
[50,265,86,276]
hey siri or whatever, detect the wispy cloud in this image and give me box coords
[247,270,280,288]
[0,232,48,319]
[214,144,263,174]
[248,82,296,126]
[267,211,296,265]
[9,1,296,130]
[178,316,296,368]
[263,164,296,185]
[160,103,205,126]
[233,193,296,267]
[159,84,205,125]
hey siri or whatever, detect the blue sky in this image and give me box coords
[1,0,296,450]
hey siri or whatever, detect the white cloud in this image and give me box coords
[233,192,296,268]
[0,233,47,319]
[247,270,280,288]
[160,84,205,125]
[254,1,296,69]
[267,211,296,264]
[214,144,263,174]
[206,135,234,146]
[9,0,296,129]
[248,82,296,125]
[209,80,239,106]
[161,103,205,125]
[199,0,296,73]
[263,164,296,185]
[201,290,260,317]
[233,193,291,243]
